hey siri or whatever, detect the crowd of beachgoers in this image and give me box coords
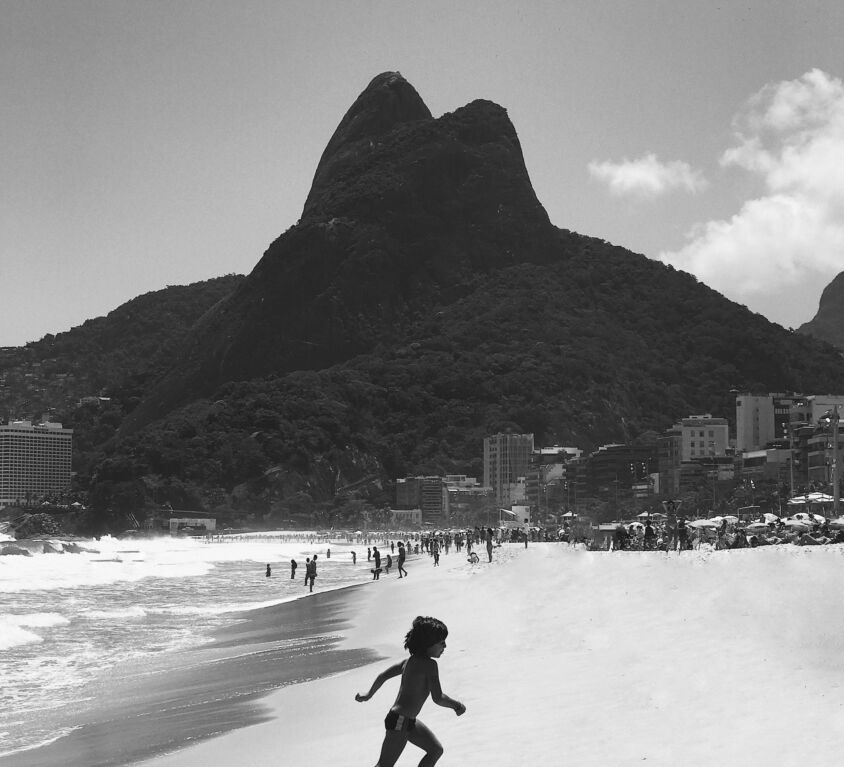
[610,511,844,551]
[198,512,844,564]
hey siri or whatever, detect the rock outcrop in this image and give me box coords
[798,272,844,350]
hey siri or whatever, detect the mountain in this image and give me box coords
[12,72,844,531]
[118,72,559,435]
[0,275,242,448]
[797,272,844,350]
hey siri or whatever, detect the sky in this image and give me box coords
[3,0,844,347]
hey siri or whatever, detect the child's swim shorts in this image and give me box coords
[384,711,416,732]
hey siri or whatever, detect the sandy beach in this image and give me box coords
[132,541,844,767]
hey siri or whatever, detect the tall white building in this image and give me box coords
[736,392,808,450]
[483,432,534,505]
[736,394,775,452]
[0,420,73,508]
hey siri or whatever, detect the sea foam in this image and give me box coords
[0,624,44,651]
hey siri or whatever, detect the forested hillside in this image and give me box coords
[5,73,844,535]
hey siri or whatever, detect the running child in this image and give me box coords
[355,616,465,766]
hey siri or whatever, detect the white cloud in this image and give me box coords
[588,153,706,197]
[660,70,844,322]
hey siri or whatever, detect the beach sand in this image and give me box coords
[134,541,844,767]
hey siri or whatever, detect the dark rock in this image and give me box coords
[798,272,844,350]
[0,543,32,557]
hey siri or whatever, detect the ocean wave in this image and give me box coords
[6,612,70,628]
[0,612,71,650]
[0,624,44,650]
[0,725,81,758]
[81,605,148,620]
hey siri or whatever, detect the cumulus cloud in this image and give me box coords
[588,153,707,197]
[660,69,844,318]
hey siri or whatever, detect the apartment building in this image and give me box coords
[483,432,534,506]
[0,420,73,508]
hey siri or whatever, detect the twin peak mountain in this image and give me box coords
[123,72,844,445]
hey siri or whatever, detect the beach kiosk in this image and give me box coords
[169,516,216,535]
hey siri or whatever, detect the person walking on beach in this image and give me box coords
[485,527,494,562]
[372,546,382,579]
[368,547,372,561]
[355,616,465,767]
[308,555,318,592]
[290,559,297,579]
[397,541,408,578]
[352,551,357,565]
[265,564,272,577]
[431,540,440,566]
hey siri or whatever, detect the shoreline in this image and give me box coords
[0,583,381,767]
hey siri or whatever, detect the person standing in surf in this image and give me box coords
[355,616,465,766]
[372,546,382,579]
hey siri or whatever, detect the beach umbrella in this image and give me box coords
[723,515,739,523]
[763,513,779,523]
[790,512,825,524]
[746,522,771,533]
[687,519,718,528]
[783,519,810,531]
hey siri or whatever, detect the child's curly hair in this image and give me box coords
[404,616,448,656]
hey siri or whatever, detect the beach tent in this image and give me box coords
[637,511,665,519]
[687,519,718,528]
[560,511,577,518]
[787,492,835,505]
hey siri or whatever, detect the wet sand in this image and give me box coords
[2,585,379,767]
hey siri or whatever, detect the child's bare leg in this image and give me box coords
[407,720,444,766]
[376,731,408,767]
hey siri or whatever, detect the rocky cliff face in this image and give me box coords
[798,272,844,350]
[121,72,559,434]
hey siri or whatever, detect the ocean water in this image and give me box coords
[0,532,375,758]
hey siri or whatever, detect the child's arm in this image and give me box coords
[355,660,405,702]
[427,660,466,715]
